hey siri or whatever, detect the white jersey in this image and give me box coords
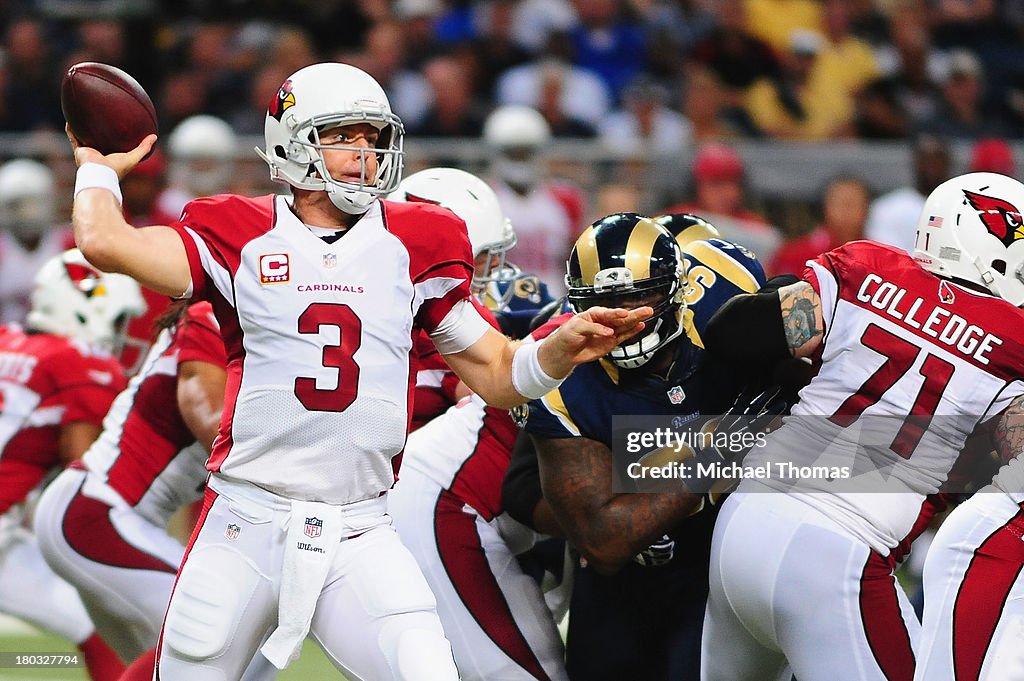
[81,302,226,526]
[173,194,479,504]
[491,181,575,297]
[743,241,1024,554]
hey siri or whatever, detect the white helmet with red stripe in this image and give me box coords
[27,249,146,352]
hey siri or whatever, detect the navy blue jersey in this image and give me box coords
[523,237,765,681]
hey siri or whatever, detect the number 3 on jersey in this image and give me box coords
[830,323,954,458]
[294,302,362,412]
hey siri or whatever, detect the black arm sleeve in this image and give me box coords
[502,430,546,530]
[704,288,791,363]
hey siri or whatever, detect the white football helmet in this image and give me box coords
[0,159,55,241]
[256,62,405,215]
[913,172,1024,306]
[389,167,517,291]
[168,115,238,196]
[483,105,550,189]
[26,249,146,353]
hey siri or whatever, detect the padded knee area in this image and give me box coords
[163,545,261,660]
[379,615,458,681]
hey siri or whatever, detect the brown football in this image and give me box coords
[61,62,158,155]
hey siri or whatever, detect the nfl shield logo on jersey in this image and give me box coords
[304,517,323,538]
[667,386,686,404]
[225,523,240,540]
[323,253,337,269]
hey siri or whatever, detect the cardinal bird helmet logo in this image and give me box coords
[963,190,1024,247]
[269,79,295,121]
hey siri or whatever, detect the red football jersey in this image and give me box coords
[82,302,226,525]
[0,325,126,514]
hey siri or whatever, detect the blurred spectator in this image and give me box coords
[854,77,909,139]
[0,18,62,132]
[483,105,583,295]
[927,0,997,50]
[0,159,74,324]
[495,44,611,132]
[461,0,532,100]
[74,20,127,68]
[411,55,488,138]
[683,67,745,142]
[592,181,647,221]
[227,63,291,134]
[968,137,1016,176]
[270,27,317,76]
[159,114,239,217]
[640,0,717,54]
[597,76,692,157]
[690,0,780,94]
[662,142,781,260]
[864,134,950,253]
[356,20,432,130]
[744,0,824,54]
[916,48,1010,139]
[510,0,578,54]
[394,0,446,67]
[158,71,210,132]
[746,29,856,140]
[768,174,871,276]
[567,0,648,101]
[817,0,879,97]
[879,8,941,124]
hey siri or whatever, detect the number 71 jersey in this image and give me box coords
[172,194,475,505]
[754,240,1024,553]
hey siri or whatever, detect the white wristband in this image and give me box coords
[74,163,122,206]
[512,340,565,400]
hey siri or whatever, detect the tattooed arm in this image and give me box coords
[704,279,824,362]
[532,433,702,575]
[777,281,824,359]
[993,394,1024,464]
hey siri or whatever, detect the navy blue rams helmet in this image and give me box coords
[653,212,721,249]
[481,270,556,339]
[566,212,685,369]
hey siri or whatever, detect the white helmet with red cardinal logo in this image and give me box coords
[27,249,145,353]
[913,172,1024,306]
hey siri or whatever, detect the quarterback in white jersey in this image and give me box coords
[68,61,650,681]
[699,172,1024,681]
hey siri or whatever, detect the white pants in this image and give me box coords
[702,492,919,681]
[915,491,1024,681]
[34,468,184,661]
[389,468,568,681]
[0,522,95,644]
[157,477,459,681]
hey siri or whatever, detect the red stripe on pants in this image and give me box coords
[952,506,1024,681]
[860,551,916,681]
[434,489,551,681]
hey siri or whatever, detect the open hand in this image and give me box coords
[538,305,653,377]
[66,124,157,180]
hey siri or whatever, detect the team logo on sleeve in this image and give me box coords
[259,253,290,284]
[510,403,529,428]
[963,190,1024,247]
[304,517,323,538]
[225,523,240,540]
[938,280,956,304]
[269,79,295,121]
